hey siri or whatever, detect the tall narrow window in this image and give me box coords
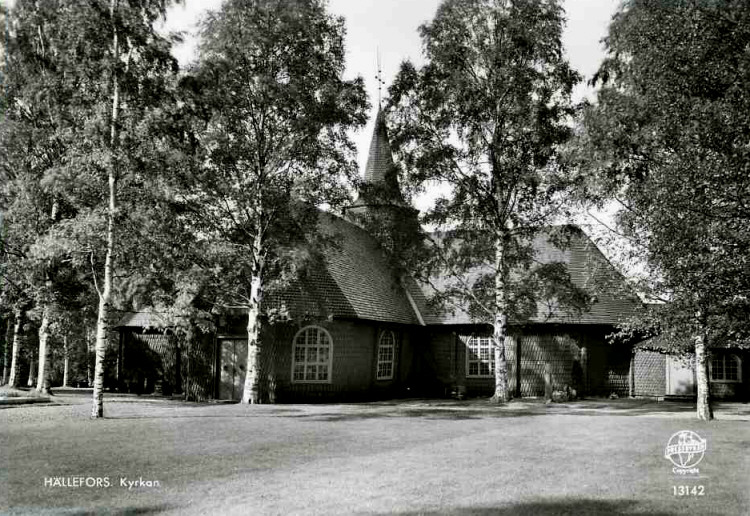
[466,335,494,377]
[376,331,396,380]
[710,354,741,382]
[291,326,333,383]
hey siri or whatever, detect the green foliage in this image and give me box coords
[576,0,750,350]
[161,0,368,316]
[2,0,183,401]
[388,0,584,323]
[2,0,180,283]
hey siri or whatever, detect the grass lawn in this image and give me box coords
[0,386,50,398]
[1,394,748,515]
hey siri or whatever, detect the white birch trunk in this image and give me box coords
[694,333,713,421]
[2,318,11,384]
[92,0,120,418]
[36,305,52,394]
[92,287,111,417]
[492,240,510,403]
[62,335,69,388]
[86,327,93,387]
[241,274,263,404]
[8,311,23,388]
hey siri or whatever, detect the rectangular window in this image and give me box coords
[466,336,494,378]
[711,354,741,383]
[711,356,723,379]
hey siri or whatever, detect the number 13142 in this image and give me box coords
[673,485,705,496]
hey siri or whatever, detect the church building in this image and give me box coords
[116,109,749,402]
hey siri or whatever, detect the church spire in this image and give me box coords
[363,107,401,200]
[365,108,392,183]
[344,105,424,278]
[376,48,385,108]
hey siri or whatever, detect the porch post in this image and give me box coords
[515,336,521,397]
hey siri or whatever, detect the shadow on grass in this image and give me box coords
[107,408,306,420]
[96,398,747,421]
[286,409,529,422]
[102,405,686,421]
[280,400,701,422]
[385,498,680,515]
[10,504,175,516]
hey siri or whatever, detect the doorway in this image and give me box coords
[219,338,248,400]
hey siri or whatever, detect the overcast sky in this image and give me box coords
[163,0,622,176]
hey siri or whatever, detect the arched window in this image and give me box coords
[710,353,741,383]
[291,326,333,383]
[466,335,494,378]
[376,331,396,380]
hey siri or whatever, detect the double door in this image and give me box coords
[219,339,248,400]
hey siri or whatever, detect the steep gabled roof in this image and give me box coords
[258,210,421,325]
[416,226,642,326]
[116,211,422,328]
[313,212,420,325]
[116,223,640,330]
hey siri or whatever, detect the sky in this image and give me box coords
[159,0,634,274]
[2,0,622,180]
[162,0,622,178]
[5,0,630,268]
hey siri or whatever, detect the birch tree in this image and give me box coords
[170,0,367,404]
[389,0,581,402]
[575,0,750,420]
[3,0,180,415]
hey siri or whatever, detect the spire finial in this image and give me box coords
[376,48,385,108]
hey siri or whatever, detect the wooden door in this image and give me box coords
[219,339,248,400]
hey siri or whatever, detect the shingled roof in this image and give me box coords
[280,219,640,327]
[117,107,639,331]
[117,222,640,329]
[364,109,397,185]
[234,210,419,325]
[414,226,642,326]
[348,107,408,208]
[313,212,420,324]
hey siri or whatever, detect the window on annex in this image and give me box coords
[710,353,741,383]
[291,326,333,383]
[466,335,494,377]
[376,331,396,380]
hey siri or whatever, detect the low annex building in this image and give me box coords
[115,109,748,402]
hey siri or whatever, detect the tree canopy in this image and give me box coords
[389,0,583,402]
[164,0,368,403]
[576,0,750,419]
[1,0,182,414]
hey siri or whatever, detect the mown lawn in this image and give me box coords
[1,396,747,515]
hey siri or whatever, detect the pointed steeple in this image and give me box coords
[358,107,405,205]
[364,108,394,183]
[344,106,424,275]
